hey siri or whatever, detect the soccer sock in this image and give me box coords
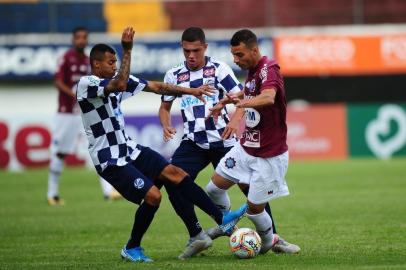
[166,184,202,237]
[177,176,223,225]
[47,155,64,198]
[99,177,113,197]
[247,210,274,243]
[206,180,231,213]
[127,202,159,249]
[240,186,277,233]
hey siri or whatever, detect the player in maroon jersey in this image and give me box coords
[206,29,300,254]
[47,27,120,205]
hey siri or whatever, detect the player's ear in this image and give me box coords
[203,43,208,50]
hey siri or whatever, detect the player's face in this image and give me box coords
[182,40,208,70]
[72,30,88,52]
[96,52,117,78]
[231,43,258,70]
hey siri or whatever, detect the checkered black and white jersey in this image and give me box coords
[76,74,147,172]
[162,57,243,149]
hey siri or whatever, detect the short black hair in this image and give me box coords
[90,43,116,65]
[181,27,206,43]
[230,29,258,48]
[72,27,88,35]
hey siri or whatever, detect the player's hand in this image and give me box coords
[226,92,247,108]
[221,121,239,140]
[163,126,177,142]
[206,102,225,124]
[192,84,215,104]
[121,27,135,51]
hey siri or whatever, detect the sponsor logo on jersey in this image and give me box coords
[203,67,215,77]
[245,108,261,128]
[242,130,260,148]
[133,178,145,189]
[177,72,190,83]
[259,65,268,83]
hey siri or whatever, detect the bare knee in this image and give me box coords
[144,186,162,206]
[247,201,266,215]
[159,164,188,185]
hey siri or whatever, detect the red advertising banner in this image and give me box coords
[275,34,406,76]
[287,104,348,160]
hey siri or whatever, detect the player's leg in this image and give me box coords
[238,183,277,234]
[99,163,158,262]
[47,152,66,205]
[47,113,78,205]
[247,151,300,254]
[164,141,212,259]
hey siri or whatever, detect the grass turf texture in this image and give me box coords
[0,159,405,270]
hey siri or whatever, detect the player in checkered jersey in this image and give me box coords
[159,27,280,259]
[207,29,300,254]
[46,27,120,206]
[76,27,248,262]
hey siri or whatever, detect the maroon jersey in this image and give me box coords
[240,56,288,158]
[55,48,90,113]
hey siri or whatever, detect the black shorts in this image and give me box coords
[99,145,169,204]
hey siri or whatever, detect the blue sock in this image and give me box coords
[127,202,159,249]
[177,176,223,225]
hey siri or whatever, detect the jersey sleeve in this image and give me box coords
[121,75,148,101]
[76,75,108,100]
[161,70,176,102]
[217,63,243,94]
[259,65,281,92]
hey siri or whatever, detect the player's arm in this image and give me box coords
[144,81,214,103]
[207,90,244,122]
[159,101,177,142]
[231,88,276,108]
[55,79,76,98]
[103,27,134,95]
[221,107,245,140]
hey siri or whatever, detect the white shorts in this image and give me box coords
[50,113,84,155]
[216,143,290,204]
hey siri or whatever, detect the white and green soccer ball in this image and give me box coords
[229,228,262,259]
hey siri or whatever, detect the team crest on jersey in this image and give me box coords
[177,72,190,83]
[225,157,236,169]
[203,67,215,77]
[133,178,145,189]
[245,79,256,92]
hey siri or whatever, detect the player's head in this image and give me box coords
[72,27,88,53]
[89,44,117,78]
[181,27,208,70]
[230,29,261,70]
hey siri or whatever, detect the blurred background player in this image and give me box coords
[206,29,300,254]
[47,27,120,205]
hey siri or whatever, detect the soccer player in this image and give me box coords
[76,27,247,262]
[206,29,301,254]
[47,27,120,205]
[159,27,288,259]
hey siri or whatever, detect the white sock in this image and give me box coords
[205,180,231,213]
[247,210,274,243]
[47,155,64,198]
[99,177,113,197]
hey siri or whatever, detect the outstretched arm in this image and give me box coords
[144,81,214,103]
[232,88,276,108]
[104,27,134,95]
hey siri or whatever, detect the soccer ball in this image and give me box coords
[229,228,262,259]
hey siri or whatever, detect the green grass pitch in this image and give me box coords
[1,159,405,269]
